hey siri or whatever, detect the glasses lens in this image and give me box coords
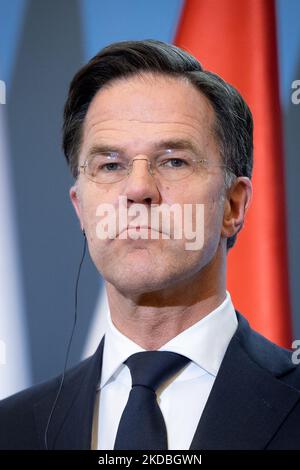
[86,154,127,183]
[155,151,195,181]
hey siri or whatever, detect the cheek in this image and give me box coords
[81,197,98,234]
[203,200,225,244]
[80,185,117,229]
[190,183,225,245]
[180,180,224,213]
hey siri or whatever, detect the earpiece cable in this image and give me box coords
[44,231,87,450]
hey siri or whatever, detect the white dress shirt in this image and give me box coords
[96,291,238,450]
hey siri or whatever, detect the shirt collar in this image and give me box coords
[100,291,237,388]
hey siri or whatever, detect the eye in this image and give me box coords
[88,153,125,174]
[160,158,190,169]
[101,162,122,172]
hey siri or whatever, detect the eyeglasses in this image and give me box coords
[78,148,235,184]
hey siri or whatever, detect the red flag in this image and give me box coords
[175,0,291,347]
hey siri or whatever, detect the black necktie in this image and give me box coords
[113,351,190,450]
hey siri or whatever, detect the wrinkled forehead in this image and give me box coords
[81,73,218,157]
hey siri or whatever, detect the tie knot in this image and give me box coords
[124,351,190,392]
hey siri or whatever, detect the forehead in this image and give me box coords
[81,74,217,154]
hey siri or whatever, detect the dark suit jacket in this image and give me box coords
[1,313,300,450]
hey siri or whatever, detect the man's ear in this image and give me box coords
[222,177,252,240]
[69,184,84,231]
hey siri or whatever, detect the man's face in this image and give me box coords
[70,74,228,295]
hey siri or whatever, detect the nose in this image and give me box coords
[122,156,161,206]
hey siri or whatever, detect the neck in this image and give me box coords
[105,251,227,350]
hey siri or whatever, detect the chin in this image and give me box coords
[103,259,200,297]
[101,259,173,294]
[108,277,165,296]
[92,238,217,292]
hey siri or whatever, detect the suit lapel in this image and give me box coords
[34,314,300,450]
[34,336,105,449]
[190,318,300,450]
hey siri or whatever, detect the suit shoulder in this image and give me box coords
[0,356,91,412]
[235,312,300,387]
[0,356,91,449]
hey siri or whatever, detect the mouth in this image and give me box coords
[117,225,162,238]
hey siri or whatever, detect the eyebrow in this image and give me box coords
[85,139,203,160]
